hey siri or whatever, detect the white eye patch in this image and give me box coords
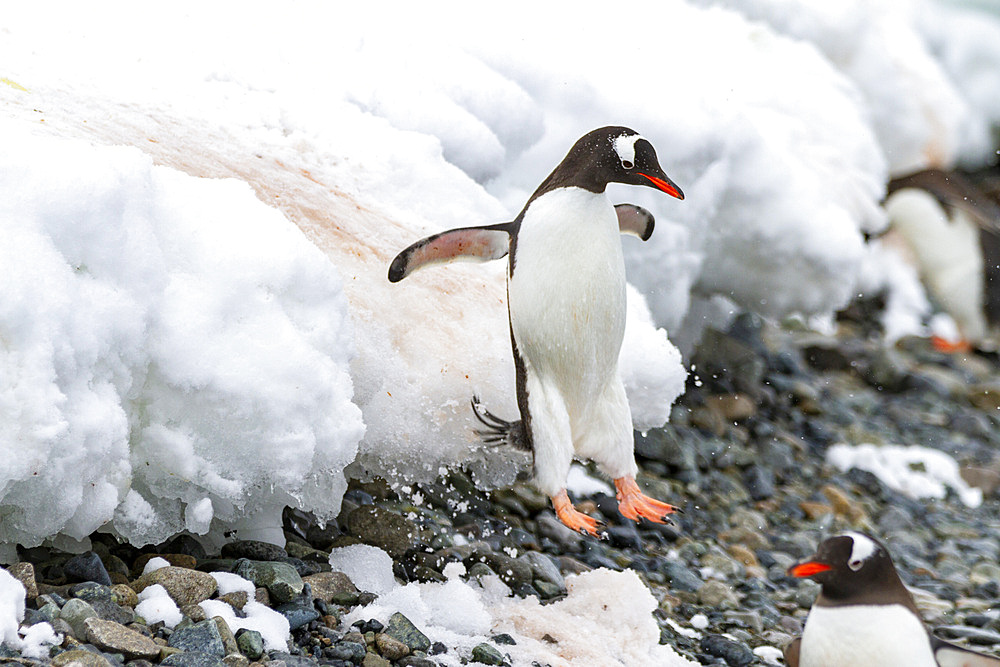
[844,531,878,570]
[613,133,642,169]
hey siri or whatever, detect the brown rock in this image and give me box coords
[132,553,198,577]
[6,562,38,600]
[132,566,217,606]
[961,466,1000,496]
[799,501,833,520]
[303,571,358,604]
[727,544,759,568]
[84,617,161,660]
[375,632,410,660]
[706,393,757,422]
[363,652,392,667]
[111,583,138,608]
[218,591,249,610]
[822,484,866,522]
[52,649,115,667]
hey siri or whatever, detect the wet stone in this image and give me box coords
[233,559,303,604]
[64,552,113,586]
[471,642,506,665]
[52,649,115,667]
[235,629,264,661]
[84,617,161,660]
[167,618,226,657]
[346,505,426,558]
[132,567,218,606]
[59,597,99,638]
[160,651,227,667]
[220,540,288,562]
[385,612,431,652]
[701,634,754,666]
[375,632,410,660]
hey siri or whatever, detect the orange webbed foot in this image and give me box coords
[614,475,678,523]
[551,489,604,537]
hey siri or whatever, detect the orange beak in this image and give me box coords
[638,172,684,200]
[789,561,833,578]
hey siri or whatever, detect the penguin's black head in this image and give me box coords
[536,126,685,200]
[788,532,898,601]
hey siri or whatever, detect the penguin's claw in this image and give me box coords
[614,476,678,524]
[551,490,603,538]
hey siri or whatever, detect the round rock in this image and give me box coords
[132,566,218,606]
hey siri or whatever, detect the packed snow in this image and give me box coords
[338,556,699,667]
[826,442,984,508]
[136,584,183,629]
[3,0,1000,662]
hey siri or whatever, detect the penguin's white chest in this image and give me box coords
[507,187,626,390]
[799,604,936,667]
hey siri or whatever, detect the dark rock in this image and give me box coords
[662,562,703,592]
[743,465,775,500]
[471,642,507,665]
[235,629,264,661]
[700,634,754,666]
[232,559,303,604]
[64,552,112,586]
[220,540,288,562]
[160,652,226,667]
[167,619,226,657]
[345,506,427,558]
[157,535,209,560]
[385,612,431,652]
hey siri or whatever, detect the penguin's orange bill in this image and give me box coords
[551,489,604,537]
[614,475,679,523]
[789,561,833,578]
[638,172,684,199]
[930,334,972,354]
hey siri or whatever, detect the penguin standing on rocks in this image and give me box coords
[786,531,1000,666]
[389,126,685,536]
[884,169,1000,352]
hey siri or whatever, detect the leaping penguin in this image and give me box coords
[786,531,1000,666]
[388,126,684,536]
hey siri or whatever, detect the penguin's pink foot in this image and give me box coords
[931,334,971,353]
[615,475,678,523]
[551,489,603,537]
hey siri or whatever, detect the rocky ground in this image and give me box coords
[5,308,1000,667]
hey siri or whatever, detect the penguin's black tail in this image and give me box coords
[471,396,530,452]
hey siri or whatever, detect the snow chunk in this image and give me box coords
[210,572,257,597]
[136,584,183,629]
[329,545,397,596]
[200,599,289,652]
[827,443,982,508]
[566,465,614,498]
[0,569,26,652]
[0,124,364,548]
[754,645,785,665]
[18,622,61,659]
[141,557,171,576]
[494,569,697,666]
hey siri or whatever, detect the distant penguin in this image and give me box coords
[786,531,1000,666]
[884,169,1000,351]
[389,126,684,535]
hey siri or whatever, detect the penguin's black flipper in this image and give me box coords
[932,636,1000,666]
[388,222,512,282]
[615,204,655,241]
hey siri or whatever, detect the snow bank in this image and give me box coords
[0,122,364,549]
[826,442,983,508]
[343,558,697,667]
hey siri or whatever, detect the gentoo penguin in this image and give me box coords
[884,169,1000,352]
[785,531,1000,667]
[388,126,684,536]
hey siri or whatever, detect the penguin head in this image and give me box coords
[606,128,684,199]
[788,532,897,601]
[543,126,685,199]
